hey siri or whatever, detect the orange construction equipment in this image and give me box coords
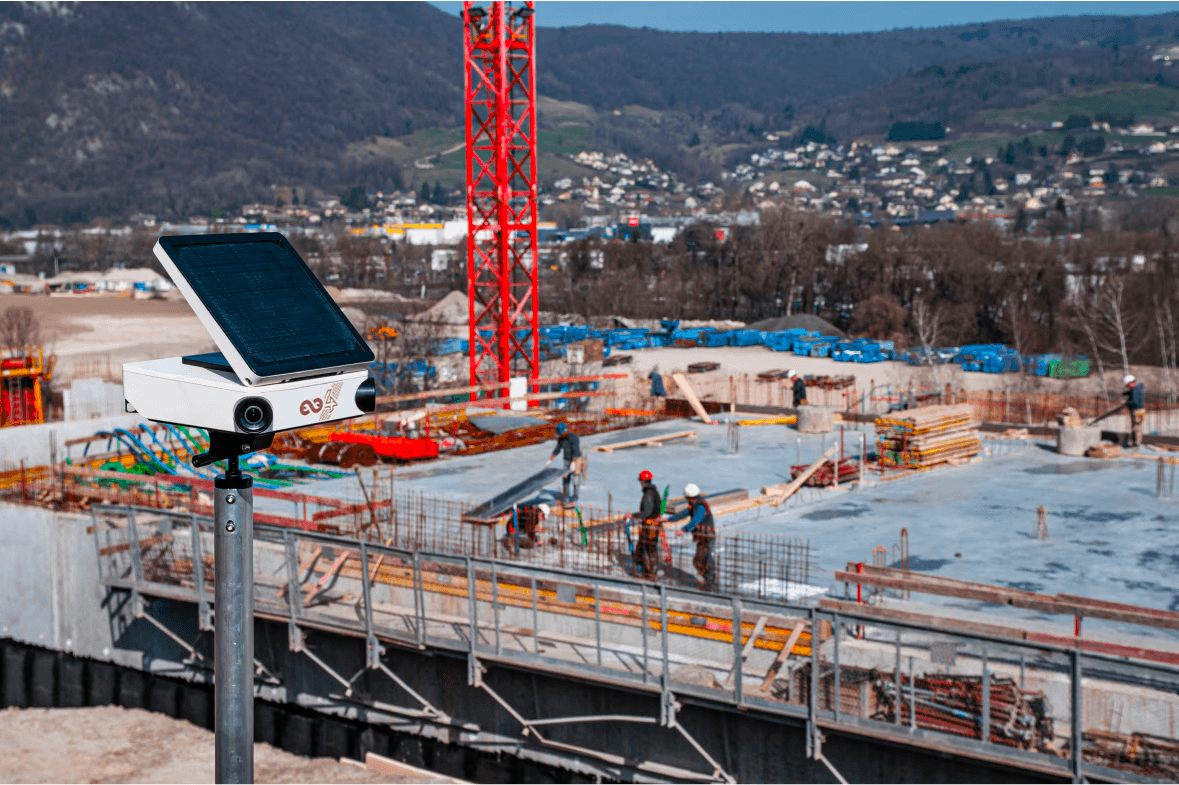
[1,346,54,427]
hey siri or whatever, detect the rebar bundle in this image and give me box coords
[873,673,1054,751]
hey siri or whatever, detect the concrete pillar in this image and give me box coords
[1057,427,1101,457]
[797,406,835,434]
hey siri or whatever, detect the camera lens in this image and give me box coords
[235,397,272,434]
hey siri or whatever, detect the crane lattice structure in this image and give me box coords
[463,1,539,398]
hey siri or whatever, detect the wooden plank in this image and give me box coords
[304,550,354,605]
[819,598,1179,667]
[768,446,837,507]
[276,546,323,599]
[98,532,172,557]
[760,620,806,692]
[594,430,697,453]
[839,566,1179,631]
[670,373,716,425]
[365,752,466,783]
[742,615,769,659]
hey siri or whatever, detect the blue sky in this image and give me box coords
[427,1,1179,34]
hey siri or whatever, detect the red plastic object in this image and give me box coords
[329,432,439,461]
[463,1,540,399]
[1,358,27,370]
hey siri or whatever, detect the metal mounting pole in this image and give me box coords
[214,455,254,784]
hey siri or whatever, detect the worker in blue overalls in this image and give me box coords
[670,483,716,592]
[544,421,581,504]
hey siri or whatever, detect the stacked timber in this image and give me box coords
[875,404,980,469]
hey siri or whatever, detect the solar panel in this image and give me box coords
[156,233,374,385]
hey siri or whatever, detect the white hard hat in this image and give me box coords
[1124,374,1135,385]
[538,503,550,516]
[787,369,797,378]
[683,483,701,498]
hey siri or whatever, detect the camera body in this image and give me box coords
[123,357,375,434]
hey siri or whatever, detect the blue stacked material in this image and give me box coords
[764,331,803,351]
[793,336,821,355]
[961,360,983,372]
[648,335,670,348]
[853,352,888,363]
[702,331,733,347]
[604,328,650,346]
[671,327,715,341]
[730,330,766,347]
[432,338,467,356]
[1024,353,1063,376]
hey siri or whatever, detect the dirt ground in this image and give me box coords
[0,706,440,784]
[0,293,211,380]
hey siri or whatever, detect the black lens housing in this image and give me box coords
[235,397,273,433]
[355,378,376,413]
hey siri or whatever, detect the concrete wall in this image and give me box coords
[0,413,142,467]
[0,504,138,668]
[61,379,125,422]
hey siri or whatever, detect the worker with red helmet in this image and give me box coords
[634,469,662,580]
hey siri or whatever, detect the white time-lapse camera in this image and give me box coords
[122,232,379,784]
[122,232,377,467]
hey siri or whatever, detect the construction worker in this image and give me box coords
[789,370,807,407]
[671,483,716,592]
[633,469,662,580]
[515,502,549,547]
[1125,374,1146,447]
[649,369,666,398]
[545,422,581,504]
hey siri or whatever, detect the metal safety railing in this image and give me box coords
[91,504,1179,784]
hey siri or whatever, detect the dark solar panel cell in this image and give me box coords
[160,234,373,378]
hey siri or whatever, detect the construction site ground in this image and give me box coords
[5,290,1165,397]
[0,706,436,784]
[342,414,1179,647]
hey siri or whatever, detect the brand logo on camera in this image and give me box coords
[300,382,345,420]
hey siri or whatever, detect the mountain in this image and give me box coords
[3,2,1179,225]
[810,40,1176,141]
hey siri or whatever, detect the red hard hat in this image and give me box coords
[639,470,653,481]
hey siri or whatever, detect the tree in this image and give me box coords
[851,294,905,340]
[0,306,41,348]
[342,187,369,212]
[911,296,943,388]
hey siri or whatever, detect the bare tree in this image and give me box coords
[0,306,41,349]
[912,296,942,388]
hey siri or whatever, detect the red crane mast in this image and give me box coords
[463,1,539,400]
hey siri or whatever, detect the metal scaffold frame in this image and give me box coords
[463,0,540,398]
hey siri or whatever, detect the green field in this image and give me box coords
[345,123,595,189]
[979,82,1179,125]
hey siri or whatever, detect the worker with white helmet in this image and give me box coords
[669,482,716,591]
[788,369,807,408]
[1124,374,1145,447]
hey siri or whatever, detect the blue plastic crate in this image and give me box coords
[702,331,732,348]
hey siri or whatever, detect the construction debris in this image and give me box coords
[1078,730,1179,781]
[1086,443,1123,459]
[876,404,981,469]
[1056,406,1084,429]
[790,457,860,487]
[873,673,1055,752]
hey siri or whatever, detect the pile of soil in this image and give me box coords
[746,314,845,338]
